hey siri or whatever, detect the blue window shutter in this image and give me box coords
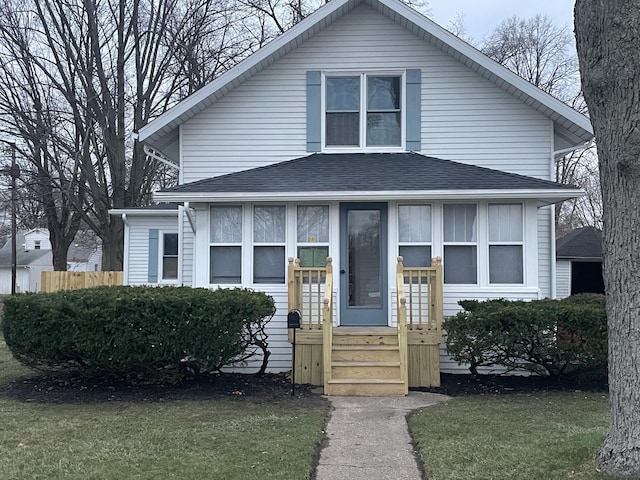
[148,229,159,283]
[307,70,322,152]
[406,69,421,151]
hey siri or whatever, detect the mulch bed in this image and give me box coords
[0,371,318,405]
[0,369,608,404]
[415,372,609,396]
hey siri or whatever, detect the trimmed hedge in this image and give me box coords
[1,286,275,382]
[443,294,607,377]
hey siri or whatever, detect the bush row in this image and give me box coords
[443,293,607,377]
[1,286,275,382]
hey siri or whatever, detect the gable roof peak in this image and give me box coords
[138,0,593,151]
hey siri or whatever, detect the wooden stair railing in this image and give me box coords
[396,256,409,395]
[287,257,330,331]
[398,256,444,338]
[322,259,334,391]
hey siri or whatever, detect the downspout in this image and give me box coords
[121,213,129,286]
[550,137,595,299]
[178,205,184,286]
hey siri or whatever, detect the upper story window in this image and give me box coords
[325,73,402,149]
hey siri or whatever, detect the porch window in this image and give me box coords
[398,204,431,267]
[297,205,329,267]
[488,204,523,283]
[253,206,286,283]
[443,204,477,284]
[210,205,242,284]
[325,74,401,148]
[161,233,178,280]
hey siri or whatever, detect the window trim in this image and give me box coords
[321,70,406,152]
[252,204,287,285]
[442,202,479,285]
[209,205,243,286]
[487,203,525,285]
[398,203,432,267]
[296,204,330,267]
[159,231,179,283]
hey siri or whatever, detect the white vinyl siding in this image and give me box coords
[556,259,572,299]
[124,215,179,286]
[180,4,552,183]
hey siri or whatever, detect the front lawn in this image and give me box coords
[409,392,611,480]
[0,339,329,480]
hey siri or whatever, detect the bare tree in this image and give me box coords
[575,1,640,476]
[482,14,600,234]
[0,0,255,269]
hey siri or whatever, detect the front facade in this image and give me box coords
[113,0,593,392]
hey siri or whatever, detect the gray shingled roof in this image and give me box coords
[0,249,50,267]
[160,153,578,194]
[556,226,602,260]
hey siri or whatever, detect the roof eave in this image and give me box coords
[108,208,180,217]
[153,188,584,206]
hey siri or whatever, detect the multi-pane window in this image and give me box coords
[162,233,178,280]
[443,204,477,284]
[253,206,286,283]
[297,205,329,267]
[488,204,523,284]
[210,205,242,284]
[325,74,402,148]
[398,205,431,267]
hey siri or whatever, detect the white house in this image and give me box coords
[111,0,593,395]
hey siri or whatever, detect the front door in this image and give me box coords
[339,203,388,326]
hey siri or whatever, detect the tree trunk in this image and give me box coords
[100,217,124,272]
[575,1,640,476]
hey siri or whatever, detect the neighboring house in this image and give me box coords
[111,0,593,394]
[23,228,52,251]
[67,242,103,272]
[556,226,603,299]
[0,248,52,293]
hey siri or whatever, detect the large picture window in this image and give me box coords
[488,204,523,284]
[297,205,329,267]
[253,206,286,283]
[398,204,431,267]
[443,204,477,284]
[210,206,242,284]
[325,73,402,148]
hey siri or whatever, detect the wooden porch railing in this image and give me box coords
[396,256,444,335]
[287,257,334,386]
[287,257,332,330]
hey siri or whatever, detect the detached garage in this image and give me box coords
[556,226,604,299]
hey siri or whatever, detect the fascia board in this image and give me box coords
[108,209,179,217]
[153,188,584,204]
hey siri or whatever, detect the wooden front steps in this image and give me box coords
[324,327,406,396]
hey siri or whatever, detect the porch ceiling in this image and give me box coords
[153,153,583,206]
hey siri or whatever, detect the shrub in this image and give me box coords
[1,286,275,382]
[443,295,607,377]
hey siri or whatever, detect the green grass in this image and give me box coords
[0,340,329,480]
[409,392,612,480]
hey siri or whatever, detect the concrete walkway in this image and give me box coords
[315,392,450,480]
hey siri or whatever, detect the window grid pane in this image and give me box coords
[297,205,329,243]
[444,204,477,242]
[489,245,523,283]
[254,206,285,243]
[489,204,523,242]
[210,246,241,284]
[254,246,286,283]
[444,245,477,284]
[210,206,242,243]
[399,205,431,242]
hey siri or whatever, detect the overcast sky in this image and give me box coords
[428,0,576,42]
